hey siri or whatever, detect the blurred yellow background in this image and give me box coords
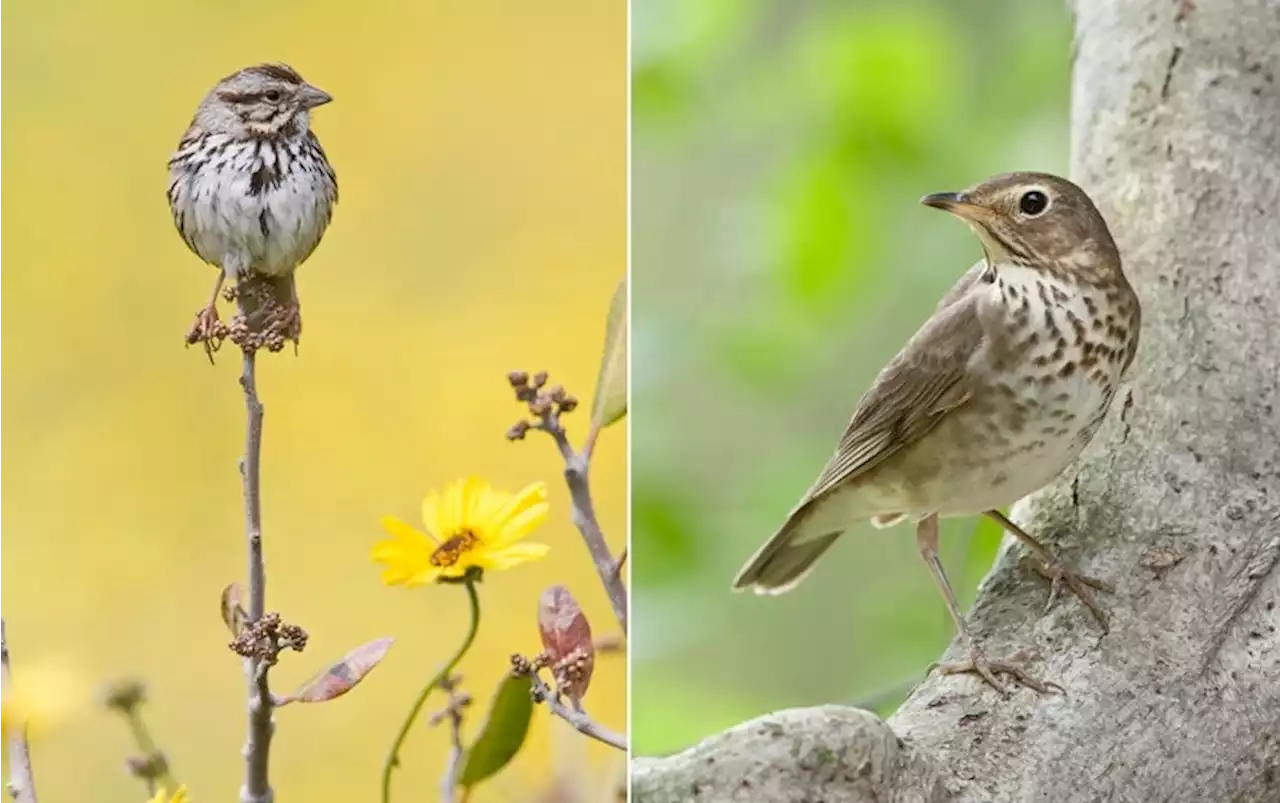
[1,1,626,801]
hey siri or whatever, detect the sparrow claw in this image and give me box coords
[269,300,302,352]
[185,305,227,364]
[1031,560,1112,632]
[931,645,1064,698]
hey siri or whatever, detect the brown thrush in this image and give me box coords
[732,172,1141,696]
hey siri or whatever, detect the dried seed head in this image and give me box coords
[279,623,309,652]
[507,370,529,388]
[532,371,549,388]
[124,752,169,781]
[102,679,148,713]
[510,654,533,675]
[506,420,531,441]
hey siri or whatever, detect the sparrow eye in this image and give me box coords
[264,90,282,102]
[1019,190,1048,216]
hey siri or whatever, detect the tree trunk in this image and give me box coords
[632,0,1280,800]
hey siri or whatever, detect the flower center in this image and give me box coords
[430,529,479,567]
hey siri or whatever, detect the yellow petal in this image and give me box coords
[406,565,443,585]
[376,556,421,586]
[379,515,433,546]
[438,480,465,539]
[486,482,550,549]
[148,787,190,803]
[436,561,473,579]
[372,517,434,587]
[420,490,444,543]
[477,541,550,571]
[468,485,511,533]
[459,476,492,524]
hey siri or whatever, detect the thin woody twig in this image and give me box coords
[433,675,471,803]
[237,331,274,803]
[508,371,628,635]
[559,446,628,635]
[440,724,464,803]
[1,621,38,803]
[527,671,626,752]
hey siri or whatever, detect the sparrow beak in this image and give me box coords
[921,191,989,222]
[298,85,334,109]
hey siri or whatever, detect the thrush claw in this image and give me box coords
[931,646,1064,698]
[1031,560,1112,632]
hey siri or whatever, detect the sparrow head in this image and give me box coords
[196,63,332,139]
[921,172,1121,281]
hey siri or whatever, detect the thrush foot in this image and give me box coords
[1030,559,1113,632]
[930,645,1063,698]
[185,305,226,363]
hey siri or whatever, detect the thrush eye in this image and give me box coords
[1019,190,1048,216]
[264,90,281,102]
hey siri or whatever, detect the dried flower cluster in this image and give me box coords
[506,370,580,441]
[229,612,309,668]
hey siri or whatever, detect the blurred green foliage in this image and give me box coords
[632,0,1071,755]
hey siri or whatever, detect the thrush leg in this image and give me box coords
[916,514,1061,697]
[984,509,1112,632]
[185,269,227,363]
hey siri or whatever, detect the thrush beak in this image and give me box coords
[298,84,333,109]
[921,191,989,222]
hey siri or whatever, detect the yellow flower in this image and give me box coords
[1,658,90,740]
[373,477,550,585]
[147,787,189,803]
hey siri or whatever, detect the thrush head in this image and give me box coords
[921,172,1121,284]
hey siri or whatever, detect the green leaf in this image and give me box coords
[458,672,534,790]
[590,278,628,431]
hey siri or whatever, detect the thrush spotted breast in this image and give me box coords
[732,172,1140,695]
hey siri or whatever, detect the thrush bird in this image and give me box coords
[733,172,1140,695]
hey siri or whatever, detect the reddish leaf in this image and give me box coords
[537,586,594,701]
[221,583,249,637]
[277,637,394,706]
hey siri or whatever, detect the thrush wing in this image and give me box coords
[733,270,987,594]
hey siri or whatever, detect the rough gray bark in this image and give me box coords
[632,1,1280,800]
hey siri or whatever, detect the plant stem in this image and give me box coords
[527,670,626,751]
[126,709,179,793]
[545,427,628,635]
[238,348,273,803]
[381,579,481,803]
[1,621,38,803]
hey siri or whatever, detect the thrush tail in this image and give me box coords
[732,503,843,595]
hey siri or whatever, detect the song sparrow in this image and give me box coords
[734,172,1140,695]
[167,63,337,355]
